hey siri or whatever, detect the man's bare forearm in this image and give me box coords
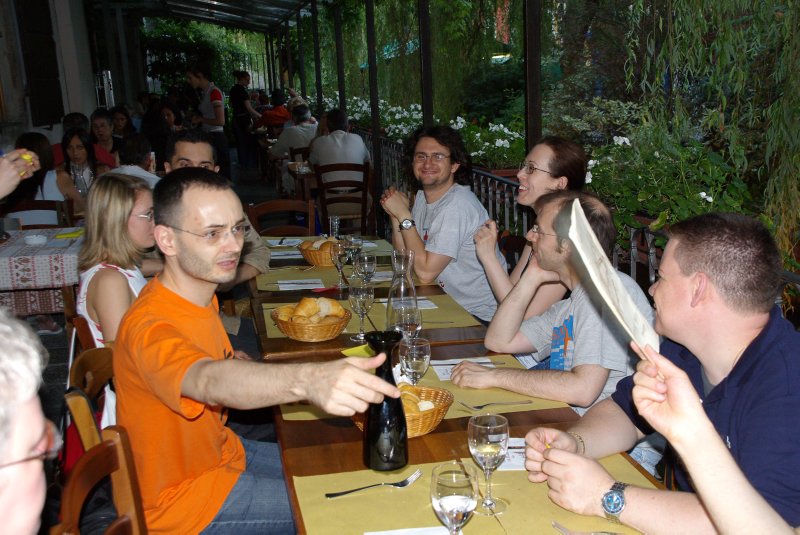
[569,398,644,458]
[485,277,540,350]
[618,487,716,535]
[490,365,608,407]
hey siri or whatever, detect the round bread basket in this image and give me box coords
[352,385,454,438]
[299,246,334,267]
[270,309,351,342]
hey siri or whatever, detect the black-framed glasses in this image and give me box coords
[135,210,154,222]
[529,224,560,238]
[0,420,62,469]
[168,223,250,245]
[413,152,450,163]
[519,161,555,175]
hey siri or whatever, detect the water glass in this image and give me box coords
[354,253,377,283]
[393,305,422,340]
[328,215,340,239]
[330,241,349,289]
[344,235,363,263]
[468,414,509,515]
[398,337,431,385]
[431,461,479,535]
[348,280,374,342]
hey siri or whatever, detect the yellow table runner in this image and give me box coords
[263,236,394,253]
[263,294,480,339]
[293,456,648,534]
[280,354,568,421]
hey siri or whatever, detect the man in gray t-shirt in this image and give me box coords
[381,125,504,321]
[452,190,653,413]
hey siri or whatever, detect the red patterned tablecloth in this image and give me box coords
[0,228,83,315]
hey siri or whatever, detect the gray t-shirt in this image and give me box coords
[309,130,371,182]
[411,183,505,321]
[519,271,654,414]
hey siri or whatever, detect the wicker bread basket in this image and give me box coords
[353,385,454,438]
[270,309,351,342]
[299,246,334,267]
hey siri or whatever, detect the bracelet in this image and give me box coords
[567,431,586,455]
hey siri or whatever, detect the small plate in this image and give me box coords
[24,234,47,246]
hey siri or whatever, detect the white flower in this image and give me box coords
[613,136,631,146]
[588,159,598,169]
[654,151,660,158]
[698,192,713,203]
[585,171,593,183]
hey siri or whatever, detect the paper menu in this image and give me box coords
[430,357,497,381]
[497,438,526,471]
[567,199,660,353]
[276,278,324,290]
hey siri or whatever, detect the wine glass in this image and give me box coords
[431,461,479,535]
[348,280,374,342]
[468,414,509,515]
[353,252,377,283]
[344,235,363,263]
[330,241,349,289]
[393,305,422,340]
[398,337,431,385]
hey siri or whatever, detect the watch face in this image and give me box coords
[602,490,625,515]
[401,219,414,229]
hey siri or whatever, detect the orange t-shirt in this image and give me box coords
[114,276,245,533]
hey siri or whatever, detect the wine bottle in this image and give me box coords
[363,330,408,471]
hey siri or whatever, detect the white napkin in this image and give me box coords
[361,241,378,248]
[430,357,496,381]
[270,249,304,259]
[497,437,526,471]
[267,238,303,247]
[371,271,394,282]
[276,278,324,290]
[375,298,437,310]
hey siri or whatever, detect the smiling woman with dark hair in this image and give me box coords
[56,128,110,213]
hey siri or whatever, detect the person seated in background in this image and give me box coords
[112,133,160,188]
[114,167,399,533]
[110,106,136,139]
[90,108,121,159]
[52,112,116,169]
[633,347,800,534]
[475,136,586,320]
[525,213,800,533]
[269,105,318,195]
[381,125,504,323]
[0,308,52,535]
[4,132,62,226]
[255,88,290,130]
[56,128,110,214]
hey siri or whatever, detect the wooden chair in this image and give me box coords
[315,162,373,235]
[0,198,74,227]
[289,146,310,163]
[499,230,530,272]
[246,199,315,237]
[64,388,102,451]
[70,347,112,400]
[51,426,146,535]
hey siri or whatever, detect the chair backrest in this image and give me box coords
[0,199,75,227]
[289,146,310,163]
[68,315,98,355]
[498,230,529,272]
[246,199,315,236]
[315,162,373,235]
[64,388,102,451]
[51,426,146,535]
[70,347,113,400]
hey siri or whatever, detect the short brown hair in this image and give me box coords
[535,190,616,259]
[668,213,782,313]
[537,136,587,190]
[79,173,152,270]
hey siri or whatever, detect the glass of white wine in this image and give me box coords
[330,241,349,289]
[468,414,509,515]
[398,337,431,385]
[348,280,374,342]
[430,461,479,535]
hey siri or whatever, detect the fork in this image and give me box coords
[457,400,533,411]
[551,520,622,535]
[324,468,422,499]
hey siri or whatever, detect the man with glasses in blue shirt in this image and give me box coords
[0,308,53,535]
[381,125,505,323]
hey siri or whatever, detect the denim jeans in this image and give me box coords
[200,438,295,534]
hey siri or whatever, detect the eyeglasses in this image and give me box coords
[413,152,450,163]
[529,224,560,238]
[519,161,555,175]
[168,223,250,245]
[0,420,62,469]
[135,210,154,222]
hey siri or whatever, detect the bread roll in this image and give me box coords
[318,316,341,325]
[275,305,295,322]
[293,297,320,318]
[299,240,314,250]
[291,316,311,324]
[309,312,324,324]
[417,400,435,412]
[311,237,328,249]
[317,297,346,318]
[319,241,334,254]
[402,397,420,415]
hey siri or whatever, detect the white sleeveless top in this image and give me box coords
[76,263,148,347]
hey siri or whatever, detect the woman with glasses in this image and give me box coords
[0,308,51,535]
[77,173,155,348]
[474,136,586,319]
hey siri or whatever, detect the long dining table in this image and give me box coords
[254,236,659,534]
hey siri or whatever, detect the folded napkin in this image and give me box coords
[376,297,437,310]
[276,278,324,290]
[55,229,84,239]
[341,344,375,357]
[267,238,303,247]
[430,357,497,381]
[270,249,304,259]
[370,271,394,283]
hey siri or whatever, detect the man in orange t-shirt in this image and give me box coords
[114,167,399,533]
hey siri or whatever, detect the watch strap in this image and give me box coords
[603,482,628,523]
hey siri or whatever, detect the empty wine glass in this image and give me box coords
[353,252,377,283]
[330,241,349,289]
[431,461,479,535]
[393,305,422,340]
[348,280,374,342]
[398,337,431,385]
[344,235,363,263]
[468,414,509,515]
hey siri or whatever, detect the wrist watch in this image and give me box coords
[601,482,628,523]
[399,218,416,231]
